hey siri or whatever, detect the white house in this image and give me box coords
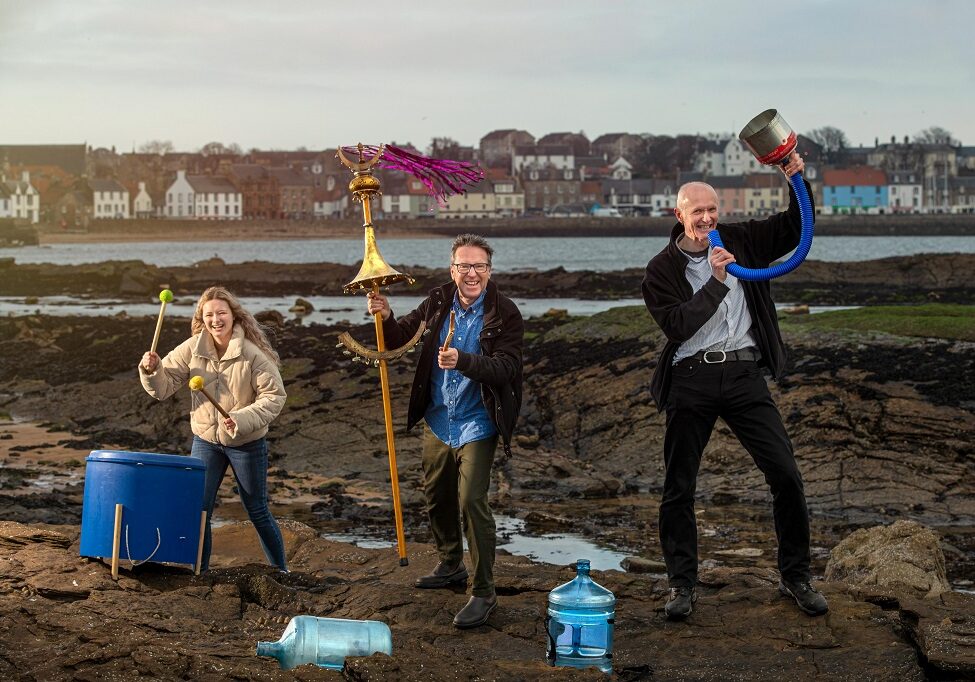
[512,145,575,175]
[491,177,524,217]
[438,178,495,219]
[694,138,728,177]
[380,176,436,219]
[609,157,633,180]
[165,170,196,218]
[89,179,130,219]
[313,188,349,218]
[649,184,678,215]
[0,183,11,219]
[188,175,241,220]
[723,138,777,177]
[0,172,40,223]
[887,170,923,214]
[133,182,153,218]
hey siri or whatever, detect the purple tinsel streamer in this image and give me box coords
[340,144,484,207]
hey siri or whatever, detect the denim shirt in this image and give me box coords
[424,290,497,447]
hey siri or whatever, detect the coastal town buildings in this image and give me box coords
[438,178,497,219]
[888,171,923,214]
[165,170,196,218]
[226,164,279,219]
[190,175,242,220]
[1,127,972,223]
[132,182,154,218]
[0,172,40,223]
[821,167,889,215]
[89,178,130,219]
[479,129,534,168]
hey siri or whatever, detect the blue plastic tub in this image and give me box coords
[79,450,206,567]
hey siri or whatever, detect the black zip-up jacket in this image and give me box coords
[381,280,524,456]
[642,178,814,411]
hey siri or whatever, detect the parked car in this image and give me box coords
[591,207,623,218]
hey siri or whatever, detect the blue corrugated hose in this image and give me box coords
[707,172,813,281]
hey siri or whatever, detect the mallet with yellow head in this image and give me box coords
[150,289,174,355]
[188,376,231,420]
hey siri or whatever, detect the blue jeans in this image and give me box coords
[192,436,287,572]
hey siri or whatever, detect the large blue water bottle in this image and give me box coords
[546,559,615,673]
[256,615,393,670]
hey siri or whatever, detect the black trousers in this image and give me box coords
[660,358,811,587]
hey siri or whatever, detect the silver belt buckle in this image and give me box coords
[703,350,727,364]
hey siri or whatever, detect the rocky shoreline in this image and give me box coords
[1,253,974,305]
[1,255,974,678]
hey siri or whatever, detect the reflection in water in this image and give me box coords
[318,515,632,572]
[494,515,631,572]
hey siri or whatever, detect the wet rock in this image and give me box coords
[0,254,972,303]
[255,309,286,329]
[826,520,951,598]
[620,556,666,573]
[0,521,72,548]
[289,297,315,314]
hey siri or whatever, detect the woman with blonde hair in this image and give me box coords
[139,286,288,572]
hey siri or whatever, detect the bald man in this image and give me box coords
[641,150,828,619]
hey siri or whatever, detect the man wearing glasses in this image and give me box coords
[366,233,524,629]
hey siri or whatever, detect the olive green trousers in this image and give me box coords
[421,429,498,597]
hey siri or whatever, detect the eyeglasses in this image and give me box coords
[452,263,491,274]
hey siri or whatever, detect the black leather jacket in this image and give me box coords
[381,280,524,456]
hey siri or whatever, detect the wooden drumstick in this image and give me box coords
[441,311,457,351]
[150,289,174,354]
[188,376,231,420]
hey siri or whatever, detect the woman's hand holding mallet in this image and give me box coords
[150,289,174,355]
[140,351,159,374]
[188,376,235,430]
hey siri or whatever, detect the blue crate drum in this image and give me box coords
[80,450,206,568]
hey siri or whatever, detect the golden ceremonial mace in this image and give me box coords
[336,144,426,567]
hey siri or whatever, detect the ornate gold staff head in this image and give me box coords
[337,143,415,294]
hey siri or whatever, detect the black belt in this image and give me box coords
[680,347,761,365]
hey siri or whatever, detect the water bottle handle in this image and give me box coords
[544,615,557,665]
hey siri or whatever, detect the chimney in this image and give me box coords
[138,181,146,192]
[21,170,30,183]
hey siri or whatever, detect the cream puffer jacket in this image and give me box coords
[140,325,286,446]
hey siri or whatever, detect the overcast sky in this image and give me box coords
[1,0,972,153]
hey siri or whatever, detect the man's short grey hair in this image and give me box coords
[676,182,718,210]
[451,233,494,263]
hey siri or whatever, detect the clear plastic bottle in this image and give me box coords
[256,615,393,670]
[546,559,615,673]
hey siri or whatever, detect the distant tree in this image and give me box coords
[804,126,849,165]
[429,137,462,159]
[634,134,704,177]
[913,126,956,145]
[138,139,174,154]
[200,141,242,156]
